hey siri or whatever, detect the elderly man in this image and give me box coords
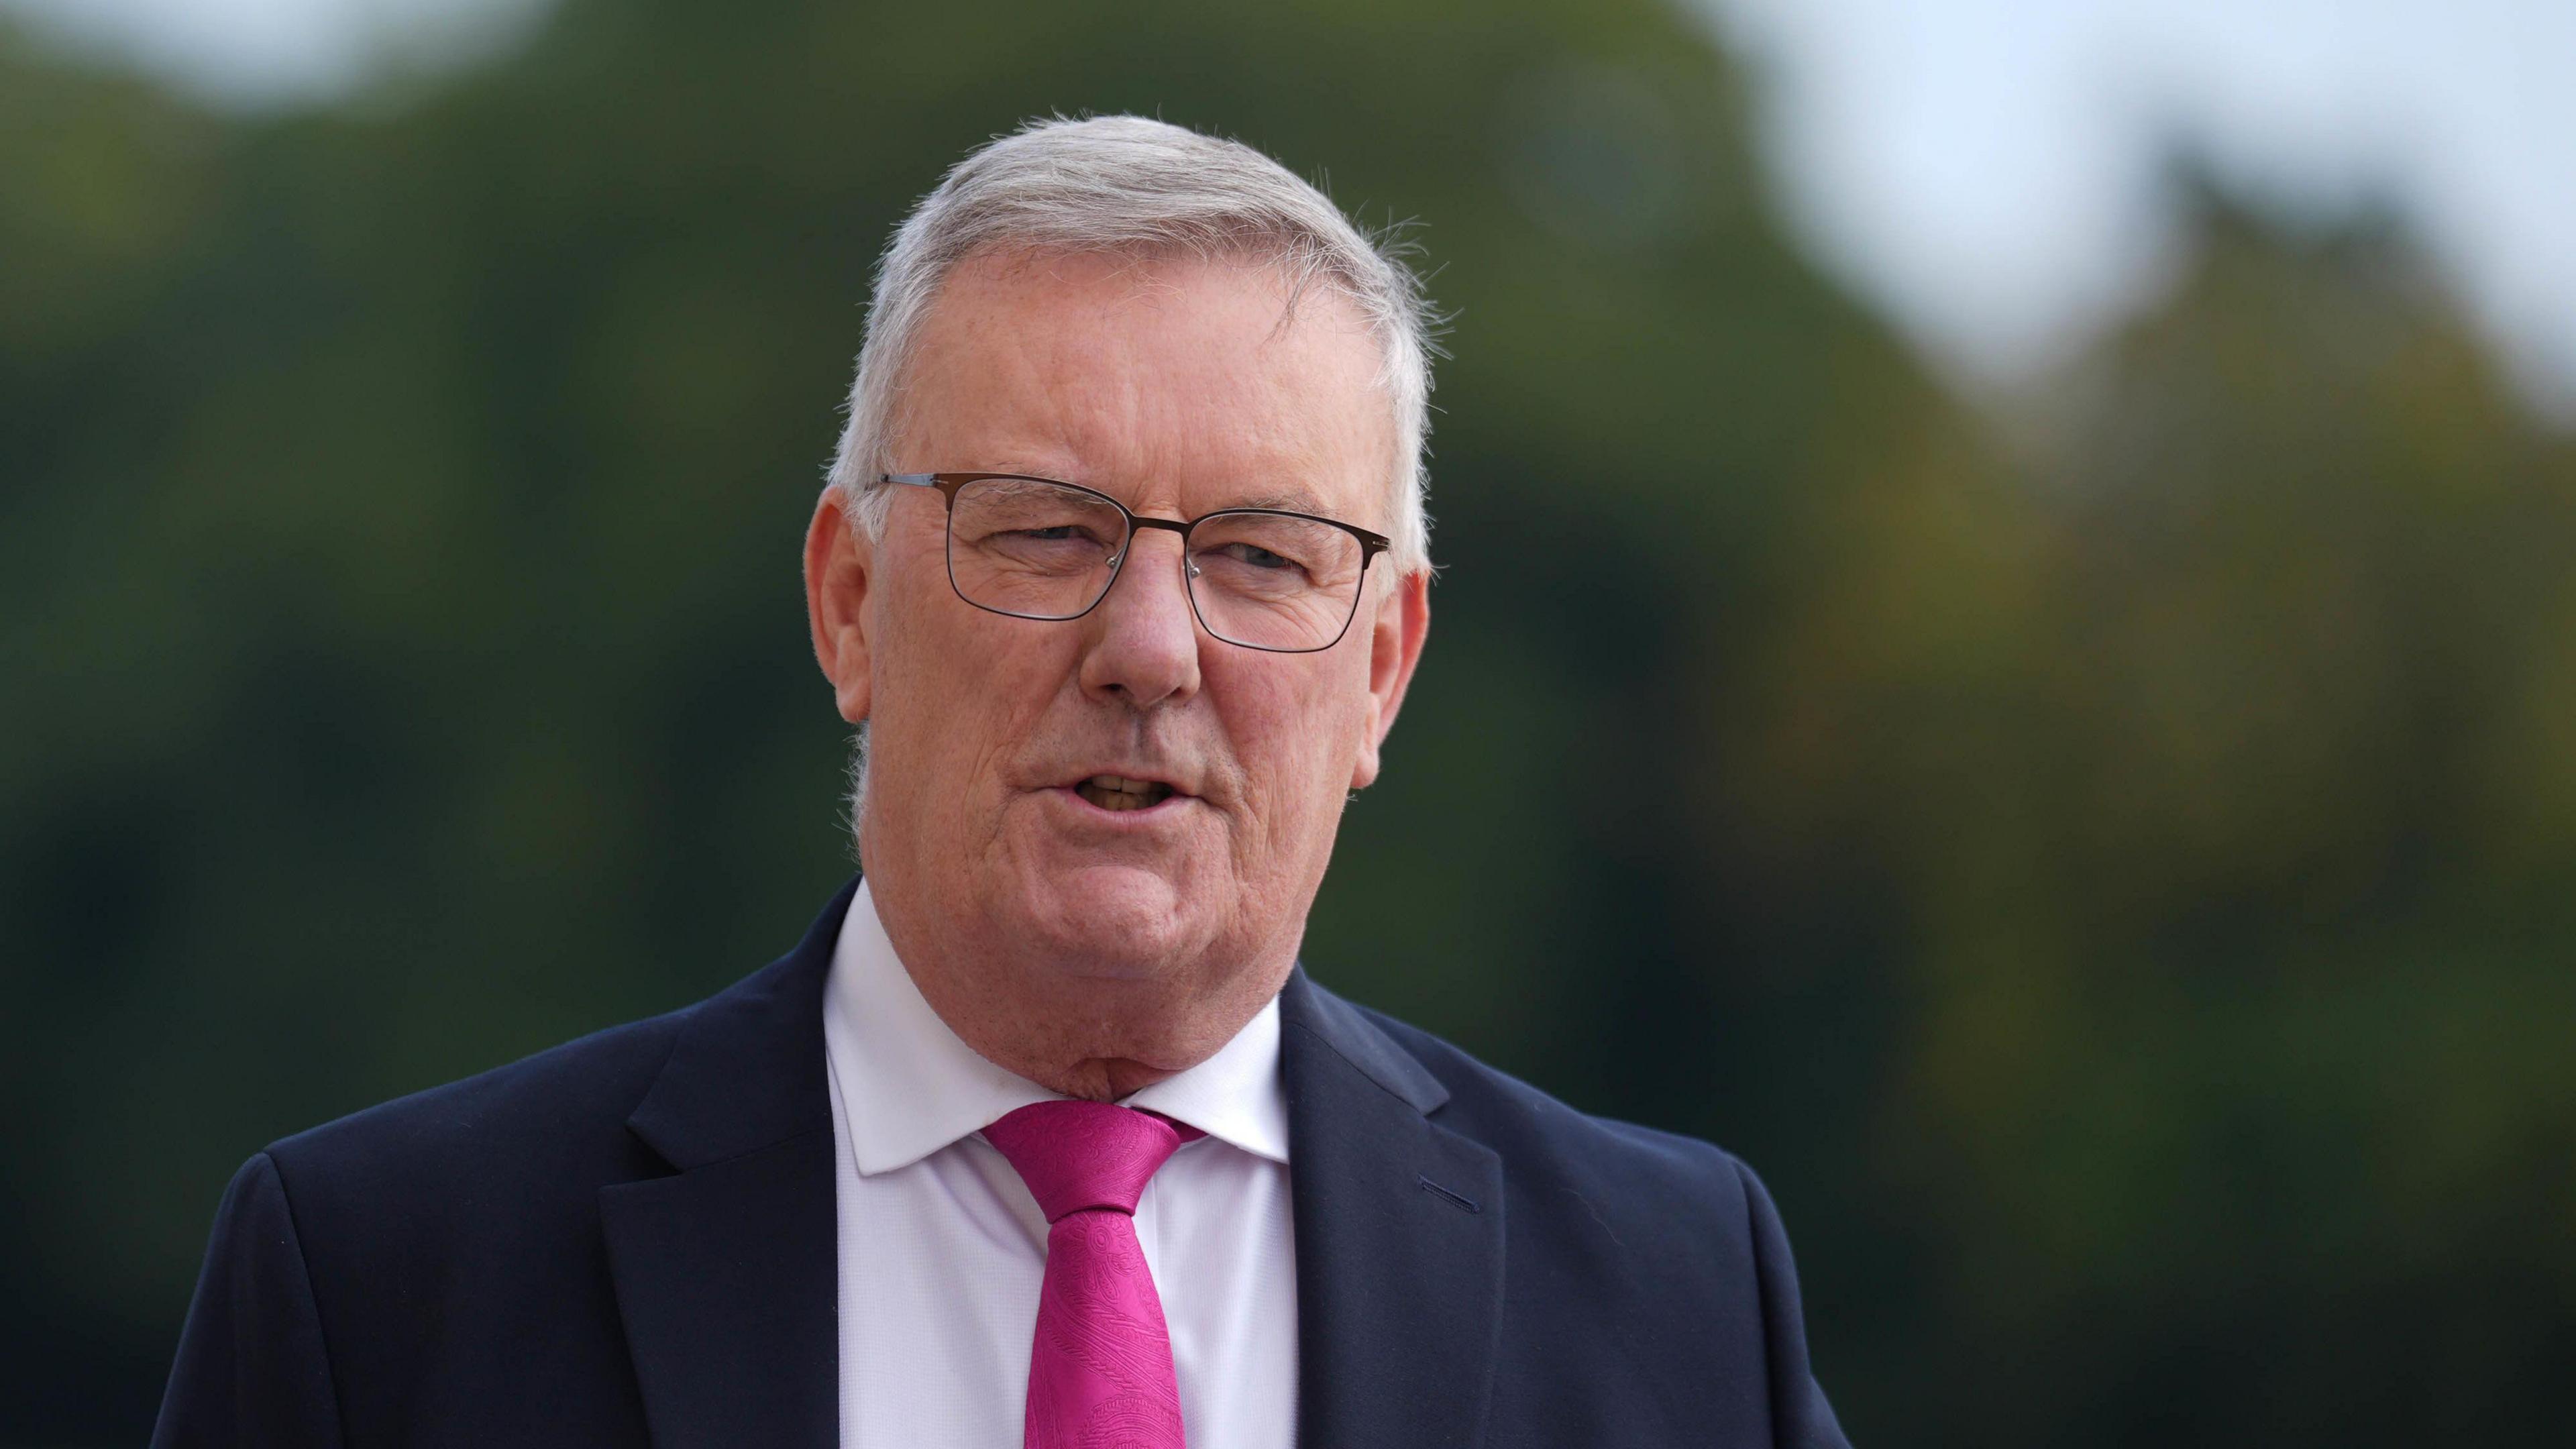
[154,117,1849,1449]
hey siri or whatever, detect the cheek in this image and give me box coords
[1218,657,1371,841]
[878,564,1065,806]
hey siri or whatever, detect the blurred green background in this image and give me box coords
[7,0,2574,1442]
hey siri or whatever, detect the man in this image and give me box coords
[154,116,1849,1448]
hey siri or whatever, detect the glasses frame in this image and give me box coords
[873,472,1392,654]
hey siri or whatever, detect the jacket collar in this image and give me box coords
[622,874,853,1171]
[600,876,851,1449]
[1279,966,1450,1114]
[601,878,1504,1449]
[1282,968,1506,1448]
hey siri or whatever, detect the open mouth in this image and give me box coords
[1072,775,1179,812]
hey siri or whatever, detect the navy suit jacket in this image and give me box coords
[154,877,1850,1447]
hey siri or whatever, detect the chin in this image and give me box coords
[1016,861,1213,978]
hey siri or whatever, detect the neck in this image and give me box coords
[869,881,1292,1102]
[1027,1056,1175,1103]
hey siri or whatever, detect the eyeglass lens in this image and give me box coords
[943,476,1366,651]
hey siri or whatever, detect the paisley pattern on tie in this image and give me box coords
[985,1100,1204,1449]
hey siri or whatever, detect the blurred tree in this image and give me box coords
[4,3,2571,1446]
[1710,172,2576,1441]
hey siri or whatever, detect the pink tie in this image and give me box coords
[984,1100,1204,1449]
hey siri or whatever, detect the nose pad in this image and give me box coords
[1185,559,1201,580]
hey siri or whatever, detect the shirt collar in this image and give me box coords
[822,878,1290,1176]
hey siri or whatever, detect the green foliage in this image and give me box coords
[5,3,2571,1444]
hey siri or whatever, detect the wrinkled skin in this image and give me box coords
[804,250,1430,1099]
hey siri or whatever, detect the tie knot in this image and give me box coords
[983,1100,1200,1222]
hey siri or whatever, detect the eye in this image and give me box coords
[968,520,1120,576]
[1218,541,1299,572]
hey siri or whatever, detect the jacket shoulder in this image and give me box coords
[1349,1001,1761,1248]
[1303,987,1852,1444]
[261,1001,692,1226]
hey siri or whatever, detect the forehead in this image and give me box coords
[894,248,1395,520]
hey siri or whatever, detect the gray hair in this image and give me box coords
[823,114,1440,573]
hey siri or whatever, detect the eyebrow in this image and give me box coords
[973,466,1336,520]
[1217,488,1331,515]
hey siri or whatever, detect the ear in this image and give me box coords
[804,486,875,725]
[1348,567,1431,790]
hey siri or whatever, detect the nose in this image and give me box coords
[1077,528,1203,709]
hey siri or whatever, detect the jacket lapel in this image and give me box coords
[598,877,854,1449]
[1282,971,1506,1449]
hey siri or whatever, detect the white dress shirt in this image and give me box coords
[821,879,1299,1449]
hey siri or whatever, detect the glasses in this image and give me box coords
[871,472,1391,653]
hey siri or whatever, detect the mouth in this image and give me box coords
[1070,774,1182,813]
